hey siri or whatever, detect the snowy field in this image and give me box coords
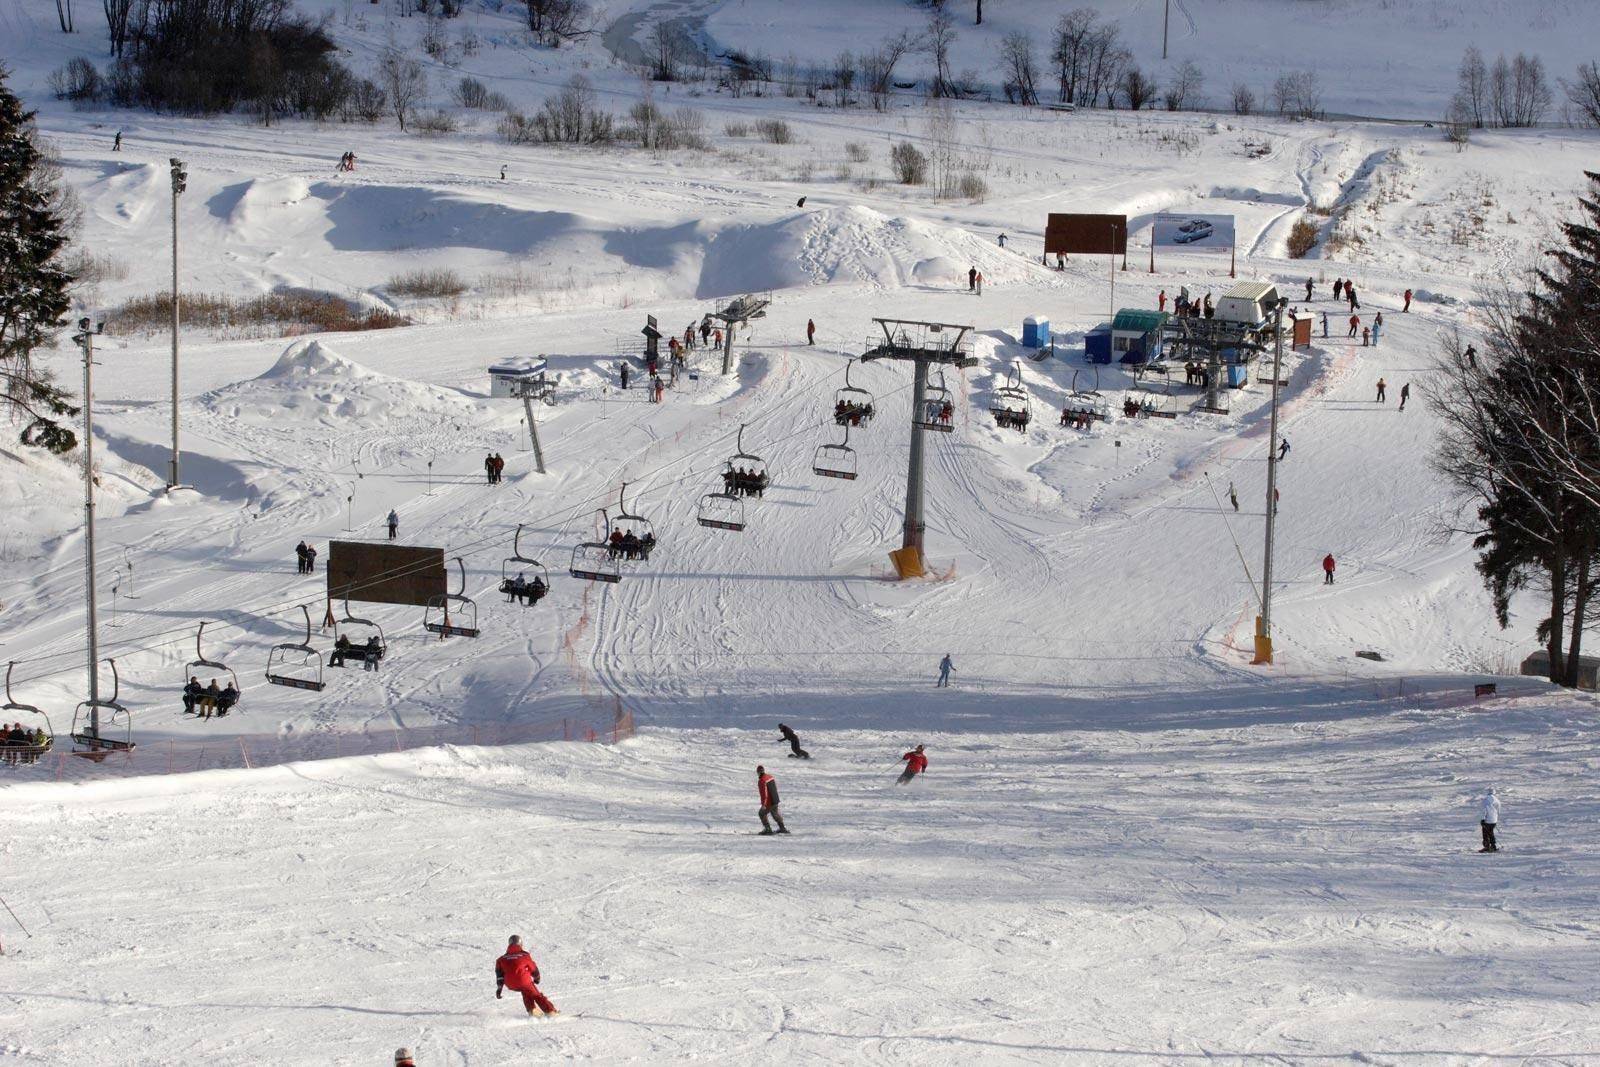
[3,0,1600,1062]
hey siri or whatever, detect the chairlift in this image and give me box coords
[266,604,326,692]
[424,556,480,639]
[914,370,956,433]
[833,358,875,427]
[697,491,747,532]
[70,657,136,754]
[609,482,658,563]
[500,523,551,606]
[331,597,388,668]
[813,421,859,481]
[183,621,241,716]
[570,510,622,583]
[1134,366,1178,419]
[990,361,1031,432]
[722,424,769,498]
[2,661,55,763]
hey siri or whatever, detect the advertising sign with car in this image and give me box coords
[1151,212,1235,252]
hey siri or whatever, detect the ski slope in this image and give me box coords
[3,1,1600,1061]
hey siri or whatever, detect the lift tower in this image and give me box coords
[859,318,977,579]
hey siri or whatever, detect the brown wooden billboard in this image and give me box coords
[327,541,447,606]
[1045,213,1128,256]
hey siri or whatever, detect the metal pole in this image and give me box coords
[1163,0,1170,59]
[900,357,930,562]
[521,391,547,474]
[721,322,735,376]
[76,320,102,740]
[1255,299,1288,665]
[168,159,185,488]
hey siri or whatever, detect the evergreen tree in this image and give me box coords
[0,64,78,453]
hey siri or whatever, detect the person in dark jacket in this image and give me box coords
[495,935,558,1016]
[898,744,928,784]
[295,540,309,573]
[778,723,809,759]
[183,676,204,715]
[757,766,788,834]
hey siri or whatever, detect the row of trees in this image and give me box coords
[1433,173,1600,686]
[1449,48,1552,129]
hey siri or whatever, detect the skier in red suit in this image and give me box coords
[898,744,928,784]
[496,935,558,1017]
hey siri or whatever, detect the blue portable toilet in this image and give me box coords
[1226,361,1250,388]
[1022,315,1051,348]
[1085,323,1113,364]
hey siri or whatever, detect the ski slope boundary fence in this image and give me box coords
[5,705,636,783]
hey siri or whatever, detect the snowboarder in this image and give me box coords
[296,540,309,574]
[778,723,809,759]
[1402,288,1413,312]
[1304,276,1314,301]
[620,361,630,390]
[1332,278,1343,301]
[968,266,977,292]
[113,130,122,152]
[1376,377,1386,402]
[1348,314,1360,338]
[1158,289,1167,313]
[500,165,507,180]
[395,1049,416,1066]
[1278,437,1291,461]
[897,744,928,784]
[975,271,984,296]
[936,653,954,688]
[1399,382,1410,411]
[1322,553,1336,585]
[1228,482,1239,512]
[387,509,399,540]
[495,935,558,1017]
[1479,788,1500,852]
[756,765,788,834]
[806,319,816,345]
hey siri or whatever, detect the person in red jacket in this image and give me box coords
[1322,553,1336,585]
[898,744,928,784]
[756,765,788,835]
[495,935,558,1017]
[806,319,816,345]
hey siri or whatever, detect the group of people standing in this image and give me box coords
[294,540,318,574]
[484,453,507,484]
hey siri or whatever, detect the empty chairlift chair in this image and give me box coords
[833,359,875,428]
[500,524,551,606]
[184,621,241,717]
[424,557,480,639]
[266,605,326,692]
[331,598,388,668]
[2,661,55,764]
[71,657,136,755]
[813,421,859,481]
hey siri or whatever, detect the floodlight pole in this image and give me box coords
[168,158,186,489]
[73,318,106,741]
[1254,298,1288,665]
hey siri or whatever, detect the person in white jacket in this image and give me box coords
[1479,788,1500,853]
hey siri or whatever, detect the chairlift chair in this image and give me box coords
[183,621,241,715]
[423,557,480,638]
[913,371,956,433]
[833,359,875,427]
[609,482,658,563]
[697,491,747,532]
[812,421,859,481]
[989,361,1032,431]
[331,598,388,668]
[70,657,136,754]
[2,661,55,763]
[500,523,551,606]
[1135,368,1178,419]
[266,605,326,692]
[570,510,622,583]
[722,423,770,499]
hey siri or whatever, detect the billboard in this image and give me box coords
[327,541,447,607]
[1045,213,1128,256]
[1151,212,1236,253]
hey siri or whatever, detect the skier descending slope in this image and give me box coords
[1479,788,1501,853]
[898,744,928,784]
[756,766,789,835]
[495,935,559,1018]
[778,723,810,759]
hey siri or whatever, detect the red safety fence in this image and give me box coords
[3,703,636,783]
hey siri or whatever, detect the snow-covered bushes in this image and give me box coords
[755,119,793,144]
[1286,218,1318,258]
[388,269,467,298]
[890,142,927,185]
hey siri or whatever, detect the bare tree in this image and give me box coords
[1230,82,1254,115]
[861,31,913,111]
[1444,98,1472,150]
[1082,31,1127,108]
[1118,64,1155,111]
[832,51,856,107]
[1456,46,1488,128]
[1489,54,1512,126]
[1272,70,1321,120]
[1511,53,1551,126]
[925,100,963,196]
[103,0,133,55]
[648,21,686,81]
[926,7,957,99]
[998,32,1037,105]
[377,50,426,131]
[525,0,592,47]
[1162,60,1204,111]
[1050,8,1095,105]
[1564,60,1600,128]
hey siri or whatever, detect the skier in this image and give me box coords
[897,744,928,784]
[485,453,495,485]
[806,319,816,345]
[1322,553,1336,585]
[968,265,977,292]
[113,130,122,152]
[1479,787,1500,852]
[619,361,630,391]
[1348,313,1360,339]
[1362,326,1370,347]
[1322,310,1329,337]
[500,165,506,181]
[1278,437,1291,461]
[936,653,954,688]
[1228,482,1239,512]
[495,453,506,483]
[1376,377,1386,403]
[778,723,809,759]
[305,543,317,574]
[1403,288,1413,312]
[1304,276,1314,301]
[387,509,399,541]
[1158,289,1167,313]
[296,540,309,574]
[1347,283,1359,311]
[975,271,984,296]
[1399,382,1410,411]
[396,1050,416,1067]
[756,765,788,834]
[1371,319,1382,347]
[1465,344,1477,369]
[1332,278,1343,301]
[997,233,1007,248]
[495,935,558,1017]
[700,319,711,345]
[652,374,665,404]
